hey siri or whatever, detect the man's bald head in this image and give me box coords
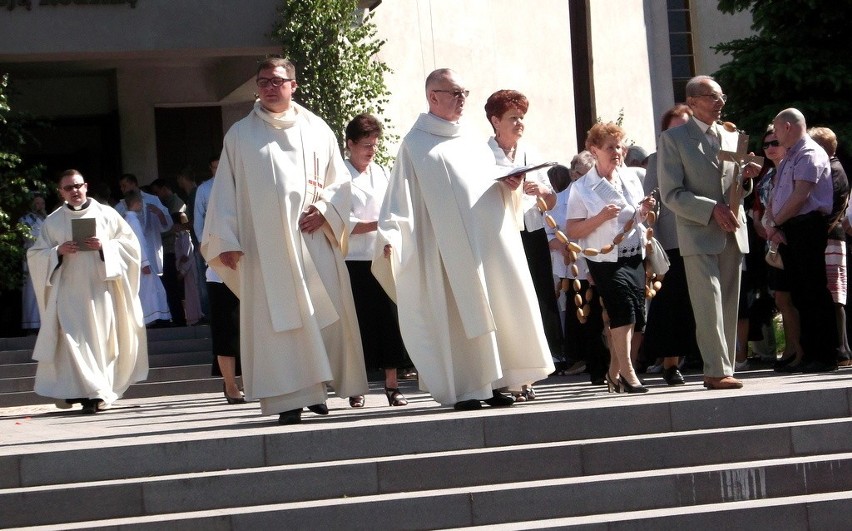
[775,108,806,127]
[425,68,467,122]
[425,68,455,92]
[773,107,808,148]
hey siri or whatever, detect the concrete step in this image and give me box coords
[0,360,219,407]
[0,365,215,393]
[0,325,212,365]
[1,416,850,527]
[457,490,852,530]
[0,362,37,379]
[2,374,850,529]
[16,491,852,530]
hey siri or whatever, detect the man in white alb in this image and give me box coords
[201,57,367,425]
[373,68,554,410]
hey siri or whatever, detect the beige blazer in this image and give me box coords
[657,118,750,256]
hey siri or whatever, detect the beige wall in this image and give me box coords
[371,0,576,163]
[587,0,657,152]
[0,0,755,179]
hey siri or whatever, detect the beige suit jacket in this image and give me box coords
[657,118,749,256]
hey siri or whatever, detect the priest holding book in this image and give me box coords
[28,169,148,414]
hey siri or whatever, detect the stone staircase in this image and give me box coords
[1,339,851,530]
[0,326,216,408]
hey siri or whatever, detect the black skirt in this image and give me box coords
[207,281,240,376]
[345,260,411,370]
[586,254,646,330]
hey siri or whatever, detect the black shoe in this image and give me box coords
[80,399,98,415]
[775,360,805,373]
[483,390,515,407]
[605,373,622,394]
[620,377,649,394]
[453,399,482,411]
[307,403,329,415]
[278,409,302,425]
[773,356,796,370]
[662,366,685,386]
[801,360,838,373]
[223,383,246,405]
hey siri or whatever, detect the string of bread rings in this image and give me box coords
[535,191,664,325]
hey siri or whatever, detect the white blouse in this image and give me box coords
[565,165,646,263]
[345,160,390,261]
[488,137,553,232]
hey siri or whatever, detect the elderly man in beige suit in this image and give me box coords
[657,75,760,389]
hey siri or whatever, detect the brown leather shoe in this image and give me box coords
[703,376,744,389]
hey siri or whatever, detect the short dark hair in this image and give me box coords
[149,178,170,190]
[120,173,138,185]
[124,189,142,207]
[660,103,692,131]
[484,90,529,130]
[57,169,83,184]
[256,57,296,79]
[345,113,383,142]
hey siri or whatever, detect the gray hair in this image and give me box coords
[569,150,595,179]
[685,75,717,97]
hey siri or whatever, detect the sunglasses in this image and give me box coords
[61,182,86,192]
[763,140,780,149]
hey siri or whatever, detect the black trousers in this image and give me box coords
[780,213,838,365]
[520,228,564,358]
[563,279,609,383]
[162,252,186,326]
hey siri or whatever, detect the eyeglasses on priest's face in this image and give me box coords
[432,89,470,99]
[696,92,727,103]
[61,182,86,192]
[763,140,780,149]
[256,76,293,88]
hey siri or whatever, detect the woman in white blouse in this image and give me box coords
[566,123,655,394]
[485,89,560,401]
[344,114,410,408]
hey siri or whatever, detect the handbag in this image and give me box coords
[765,246,784,269]
[645,237,670,276]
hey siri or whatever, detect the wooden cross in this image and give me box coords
[718,131,764,218]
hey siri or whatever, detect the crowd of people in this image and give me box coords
[21,61,851,422]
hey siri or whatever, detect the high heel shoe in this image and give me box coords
[223,383,246,405]
[384,387,408,406]
[620,376,649,394]
[605,373,622,394]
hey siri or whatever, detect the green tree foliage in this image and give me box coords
[0,74,48,291]
[713,0,852,156]
[270,0,395,163]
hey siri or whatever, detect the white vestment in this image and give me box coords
[125,211,171,324]
[175,229,204,325]
[27,200,149,405]
[372,113,554,405]
[115,190,172,275]
[201,101,368,415]
[20,210,46,329]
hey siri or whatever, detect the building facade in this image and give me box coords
[0,0,753,190]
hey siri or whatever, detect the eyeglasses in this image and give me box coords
[256,77,293,88]
[432,89,470,99]
[61,182,86,192]
[696,93,727,103]
[763,140,780,149]
[355,141,379,149]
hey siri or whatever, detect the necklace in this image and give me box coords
[535,192,664,324]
